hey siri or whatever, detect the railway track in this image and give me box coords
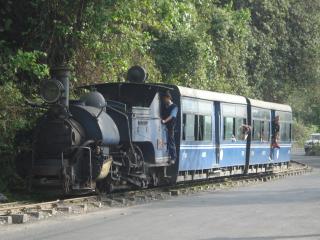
[0,161,311,225]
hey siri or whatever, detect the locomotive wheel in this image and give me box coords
[151,172,159,187]
[106,183,115,193]
[62,175,71,194]
[124,145,145,173]
[26,174,33,193]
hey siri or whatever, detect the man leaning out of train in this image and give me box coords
[161,91,178,164]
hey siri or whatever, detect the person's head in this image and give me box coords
[162,91,172,105]
[275,115,280,123]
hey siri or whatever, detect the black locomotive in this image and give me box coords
[29,66,176,193]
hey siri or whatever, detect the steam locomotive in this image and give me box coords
[26,66,292,194]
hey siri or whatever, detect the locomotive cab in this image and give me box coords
[82,82,181,189]
[87,83,180,163]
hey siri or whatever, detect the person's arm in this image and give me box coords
[162,106,178,124]
[162,116,172,124]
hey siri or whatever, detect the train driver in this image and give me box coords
[161,91,178,164]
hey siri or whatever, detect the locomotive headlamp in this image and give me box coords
[40,79,65,104]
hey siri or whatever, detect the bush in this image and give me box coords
[292,119,318,148]
[0,44,48,192]
[312,144,320,156]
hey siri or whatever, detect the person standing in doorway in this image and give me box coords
[272,115,280,149]
[270,115,281,160]
[161,91,178,164]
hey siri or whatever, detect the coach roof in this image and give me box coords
[177,86,247,105]
[249,98,292,112]
[177,86,291,112]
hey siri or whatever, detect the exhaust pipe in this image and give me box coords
[49,66,70,107]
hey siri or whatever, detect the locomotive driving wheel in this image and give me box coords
[121,144,149,188]
[124,144,144,173]
[61,165,71,194]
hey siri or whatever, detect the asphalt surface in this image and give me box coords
[292,149,320,169]
[1,150,320,240]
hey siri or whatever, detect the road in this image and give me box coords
[292,149,320,168]
[1,152,320,240]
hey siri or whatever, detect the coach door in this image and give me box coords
[219,103,248,167]
[179,98,216,171]
[250,107,272,164]
[271,110,292,162]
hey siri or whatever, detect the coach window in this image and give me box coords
[262,120,270,141]
[252,120,261,141]
[193,115,212,141]
[183,114,195,141]
[280,123,291,142]
[222,104,247,141]
[235,118,247,140]
[188,114,212,141]
[195,115,200,140]
[182,98,213,142]
[276,111,292,142]
[252,108,270,142]
[203,115,212,140]
[223,117,234,140]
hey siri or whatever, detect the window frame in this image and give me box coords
[181,97,213,143]
[275,111,292,143]
[251,107,271,143]
[221,103,248,143]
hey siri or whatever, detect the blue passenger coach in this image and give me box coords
[175,86,292,182]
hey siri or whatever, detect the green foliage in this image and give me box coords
[292,120,318,148]
[0,82,30,192]
[233,0,320,102]
[208,4,252,95]
[0,41,48,192]
[312,145,320,156]
[153,33,201,84]
[11,50,49,79]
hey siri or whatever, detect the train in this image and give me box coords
[25,66,292,194]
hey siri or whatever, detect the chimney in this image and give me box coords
[50,66,70,107]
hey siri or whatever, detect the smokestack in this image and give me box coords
[50,66,70,107]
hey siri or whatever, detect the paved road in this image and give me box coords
[292,148,320,169]
[1,153,320,240]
